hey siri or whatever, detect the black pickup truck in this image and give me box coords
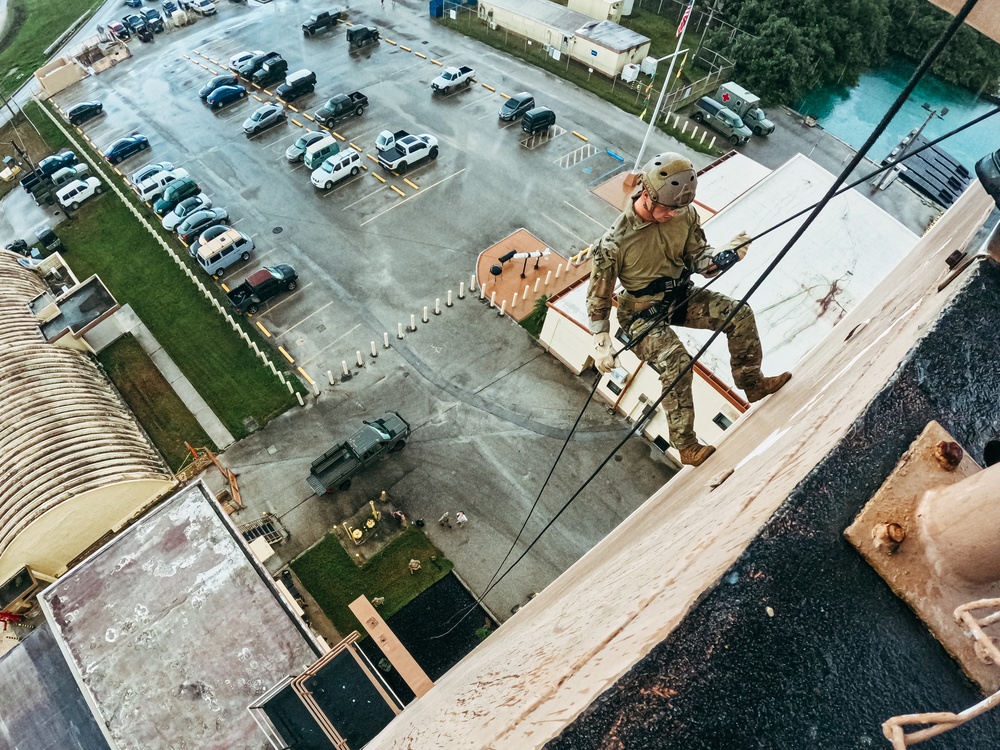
[302,7,346,35]
[226,264,298,315]
[307,412,410,493]
[314,91,367,126]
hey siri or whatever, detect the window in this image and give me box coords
[713,412,733,430]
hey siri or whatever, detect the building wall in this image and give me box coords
[478,3,570,49]
[568,0,623,23]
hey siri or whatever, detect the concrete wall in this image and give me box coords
[34,58,87,98]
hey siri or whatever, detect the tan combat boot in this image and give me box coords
[679,444,716,467]
[744,372,792,403]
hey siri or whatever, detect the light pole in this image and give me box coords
[631,47,689,173]
[873,102,948,191]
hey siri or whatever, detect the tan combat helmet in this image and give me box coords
[639,152,697,208]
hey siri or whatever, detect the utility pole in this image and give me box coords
[873,103,948,191]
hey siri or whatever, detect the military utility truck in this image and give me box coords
[712,82,774,136]
[307,412,410,493]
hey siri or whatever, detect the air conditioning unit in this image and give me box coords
[489,22,497,29]
[621,63,639,83]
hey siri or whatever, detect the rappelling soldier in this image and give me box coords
[587,152,791,467]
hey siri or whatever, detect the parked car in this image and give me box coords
[140,7,164,31]
[103,134,150,164]
[153,177,200,216]
[122,13,146,31]
[107,21,130,40]
[38,151,78,177]
[286,131,327,163]
[207,85,247,110]
[188,223,231,257]
[275,69,317,102]
[226,264,298,315]
[193,228,254,276]
[302,8,346,36]
[56,177,102,210]
[134,23,154,42]
[177,208,229,243]
[311,149,361,189]
[162,0,178,14]
[130,161,174,186]
[188,0,217,15]
[237,51,274,79]
[162,194,213,231]
[499,91,534,121]
[346,25,379,47]
[691,97,752,146]
[243,103,285,136]
[51,163,91,189]
[124,0,142,7]
[521,107,556,135]
[136,167,189,202]
[229,49,263,70]
[66,100,103,126]
[199,73,238,100]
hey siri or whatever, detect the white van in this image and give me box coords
[311,149,361,189]
[196,228,254,276]
[303,135,340,170]
[136,167,189,202]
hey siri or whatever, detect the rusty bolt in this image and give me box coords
[872,522,906,553]
[935,441,963,471]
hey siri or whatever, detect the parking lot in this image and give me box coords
[49,0,686,618]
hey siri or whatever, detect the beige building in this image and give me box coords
[477,0,649,76]
[568,0,624,23]
[0,252,174,593]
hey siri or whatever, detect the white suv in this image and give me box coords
[189,0,217,15]
[57,177,102,210]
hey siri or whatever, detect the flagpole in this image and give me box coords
[632,2,695,172]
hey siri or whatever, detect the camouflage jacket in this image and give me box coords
[586,199,715,334]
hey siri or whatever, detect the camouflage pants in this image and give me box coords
[619,287,762,451]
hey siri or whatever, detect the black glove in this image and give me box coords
[711,249,739,271]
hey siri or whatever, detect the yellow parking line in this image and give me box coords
[291,118,303,128]
[500,92,511,99]
[403,178,419,190]
[264,89,273,96]
[288,104,299,112]
[253,82,261,89]
[221,282,230,292]
[430,59,443,66]
[572,131,589,142]
[349,142,362,152]
[482,84,495,92]
[385,39,397,45]
[256,321,272,338]
[253,94,263,101]
[390,185,406,197]
[297,366,314,385]
[114,167,122,176]
[331,131,345,141]
[400,45,411,52]
[183,54,191,59]
[361,164,368,171]
[278,346,295,364]
[344,21,354,27]
[180,238,190,247]
[210,59,219,65]
[366,153,379,163]
[372,173,386,183]
[303,113,315,121]
[414,52,426,59]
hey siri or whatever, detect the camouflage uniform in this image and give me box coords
[586,196,763,451]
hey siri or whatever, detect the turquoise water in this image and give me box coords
[797,58,998,172]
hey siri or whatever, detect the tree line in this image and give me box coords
[700,0,1000,105]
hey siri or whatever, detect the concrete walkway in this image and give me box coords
[115,304,235,449]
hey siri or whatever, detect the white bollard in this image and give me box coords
[498,299,506,317]
[397,323,405,339]
[409,314,417,332]
[269,362,279,376]
[699,130,706,145]
[681,121,688,135]
[422,306,429,323]
[370,341,378,358]
[470,272,477,292]
[479,283,486,300]
[356,350,364,367]
[342,361,350,376]
[544,270,552,287]
[434,298,441,315]
[523,284,529,300]
[555,264,563,279]
[458,283,465,300]
[251,342,261,356]
[709,136,717,150]
[534,278,541,293]
[328,370,335,385]
[311,381,320,397]
[384,332,390,349]
[446,290,453,308]
[489,291,496,308]
[296,392,304,406]
[512,292,519,308]
[287,381,294,394]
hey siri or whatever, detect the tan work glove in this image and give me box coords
[593,332,616,373]
[725,231,752,260]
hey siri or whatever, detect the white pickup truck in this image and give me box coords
[375,129,439,173]
[431,65,474,94]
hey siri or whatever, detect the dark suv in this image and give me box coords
[238,51,276,80]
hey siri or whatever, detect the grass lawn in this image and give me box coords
[97,334,216,471]
[437,13,719,156]
[292,527,454,636]
[0,0,105,98]
[29,101,298,439]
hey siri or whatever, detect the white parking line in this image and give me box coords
[283,300,335,335]
[360,168,465,227]
[258,282,311,316]
[321,173,363,196]
[562,200,607,229]
[300,324,364,367]
[342,184,389,210]
[462,92,498,110]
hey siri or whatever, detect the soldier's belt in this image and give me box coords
[627,272,691,298]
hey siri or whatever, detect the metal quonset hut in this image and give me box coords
[0,253,174,589]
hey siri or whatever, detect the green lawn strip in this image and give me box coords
[291,527,454,636]
[436,15,718,156]
[97,334,216,471]
[0,0,105,99]
[30,102,299,438]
